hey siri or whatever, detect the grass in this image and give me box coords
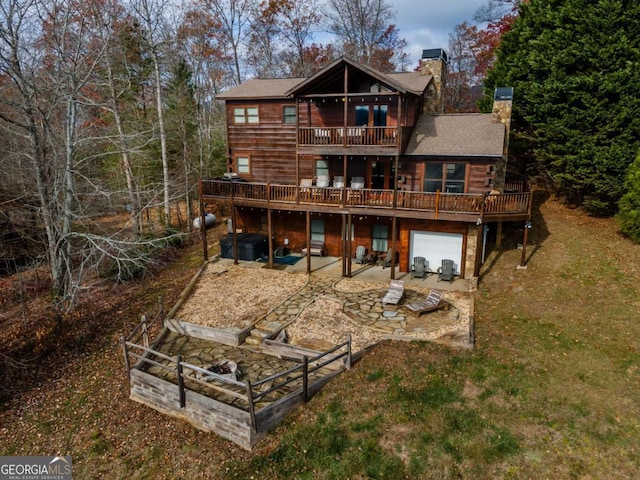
[1,198,640,478]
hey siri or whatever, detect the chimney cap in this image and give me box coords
[421,48,448,63]
[494,87,514,100]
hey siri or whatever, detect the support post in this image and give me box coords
[306,211,311,274]
[302,356,309,402]
[519,220,531,269]
[177,355,185,408]
[199,201,208,261]
[246,380,257,433]
[390,215,397,279]
[121,336,131,385]
[346,335,352,370]
[232,206,238,265]
[267,207,273,268]
[341,214,347,277]
[347,213,352,277]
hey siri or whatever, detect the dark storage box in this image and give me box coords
[219,234,268,261]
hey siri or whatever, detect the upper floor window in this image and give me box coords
[424,162,466,193]
[283,105,297,124]
[236,155,250,174]
[234,107,259,124]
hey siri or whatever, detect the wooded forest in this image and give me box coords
[1,0,639,319]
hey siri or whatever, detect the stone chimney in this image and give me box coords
[420,48,448,114]
[491,87,514,192]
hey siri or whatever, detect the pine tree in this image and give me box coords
[616,152,640,243]
[482,0,640,216]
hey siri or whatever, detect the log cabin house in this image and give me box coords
[199,49,532,280]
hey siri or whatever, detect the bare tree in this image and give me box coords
[130,0,175,226]
[323,0,407,71]
[187,0,254,86]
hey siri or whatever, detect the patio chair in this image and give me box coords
[382,279,405,306]
[402,289,447,316]
[437,259,455,283]
[350,176,365,189]
[411,256,428,279]
[354,245,367,264]
[380,248,394,269]
[316,175,329,188]
[332,176,344,188]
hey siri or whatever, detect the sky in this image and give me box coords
[390,0,488,67]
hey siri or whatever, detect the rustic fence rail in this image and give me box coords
[122,332,352,434]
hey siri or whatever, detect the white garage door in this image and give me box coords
[409,231,463,274]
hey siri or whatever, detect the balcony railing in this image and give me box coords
[298,126,398,147]
[201,180,531,218]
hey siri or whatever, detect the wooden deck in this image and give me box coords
[200,180,532,222]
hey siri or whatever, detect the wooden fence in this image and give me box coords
[122,331,352,449]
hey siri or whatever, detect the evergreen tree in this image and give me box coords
[482,0,640,216]
[616,151,640,243]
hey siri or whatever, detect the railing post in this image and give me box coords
[141,315,149,348]
[121,336,131,385]
[435,190,440,219]
[177,355,185,408]
[346,335,352,370]
[246,379,257,433]
[303,356,309,402]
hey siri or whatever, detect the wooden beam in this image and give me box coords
[306,211,311,274]
[390,215,397,280]
[267,207,273,268]
[232,206,238,265]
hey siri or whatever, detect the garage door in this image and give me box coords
[409,231,463,274]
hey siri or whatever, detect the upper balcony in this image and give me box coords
[298,126,398,148]
[200,180,531,223]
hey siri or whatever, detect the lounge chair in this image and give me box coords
[380,248,394,269]
[437,259,455,283]
[354,245,367,264]
[382,279,405,306]
[402,289,447,316]
[301,240,326,256]
[411,256,428,279]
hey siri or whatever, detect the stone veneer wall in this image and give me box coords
[465,224,481,280]
[491,98,513,192]
[420,58,447,115]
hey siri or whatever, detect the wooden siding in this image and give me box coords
[226,100,297,184]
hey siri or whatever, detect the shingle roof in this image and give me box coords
[218,58,433,100]
[405,114,505,157]
[216,78,305,99]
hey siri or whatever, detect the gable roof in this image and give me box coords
[216,78,305,100]
[285,56,431,96]
[217,57,433,100]
[405,114,505,157]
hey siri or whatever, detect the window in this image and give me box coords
[372,224,388,252]
[233,107,259,124]
[311,220,325,242]
[315,159,329,177]
[283,105,297,124]
[373,105,388,126]
[355,105,369,126]
[236,156,250,174]
[423,162,466,193]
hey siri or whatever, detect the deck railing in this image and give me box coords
[200,180,531,217]
[298,126,398,147]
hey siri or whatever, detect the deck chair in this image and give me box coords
[402,289,447,316]
[411,256,428,279]
[381,248,394,269]
[350,176,365,189]
[437,259,455,283]
[354,245,367,264]
[316,175,329,187]
[332,176,344,188]
[382,279,405,306]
